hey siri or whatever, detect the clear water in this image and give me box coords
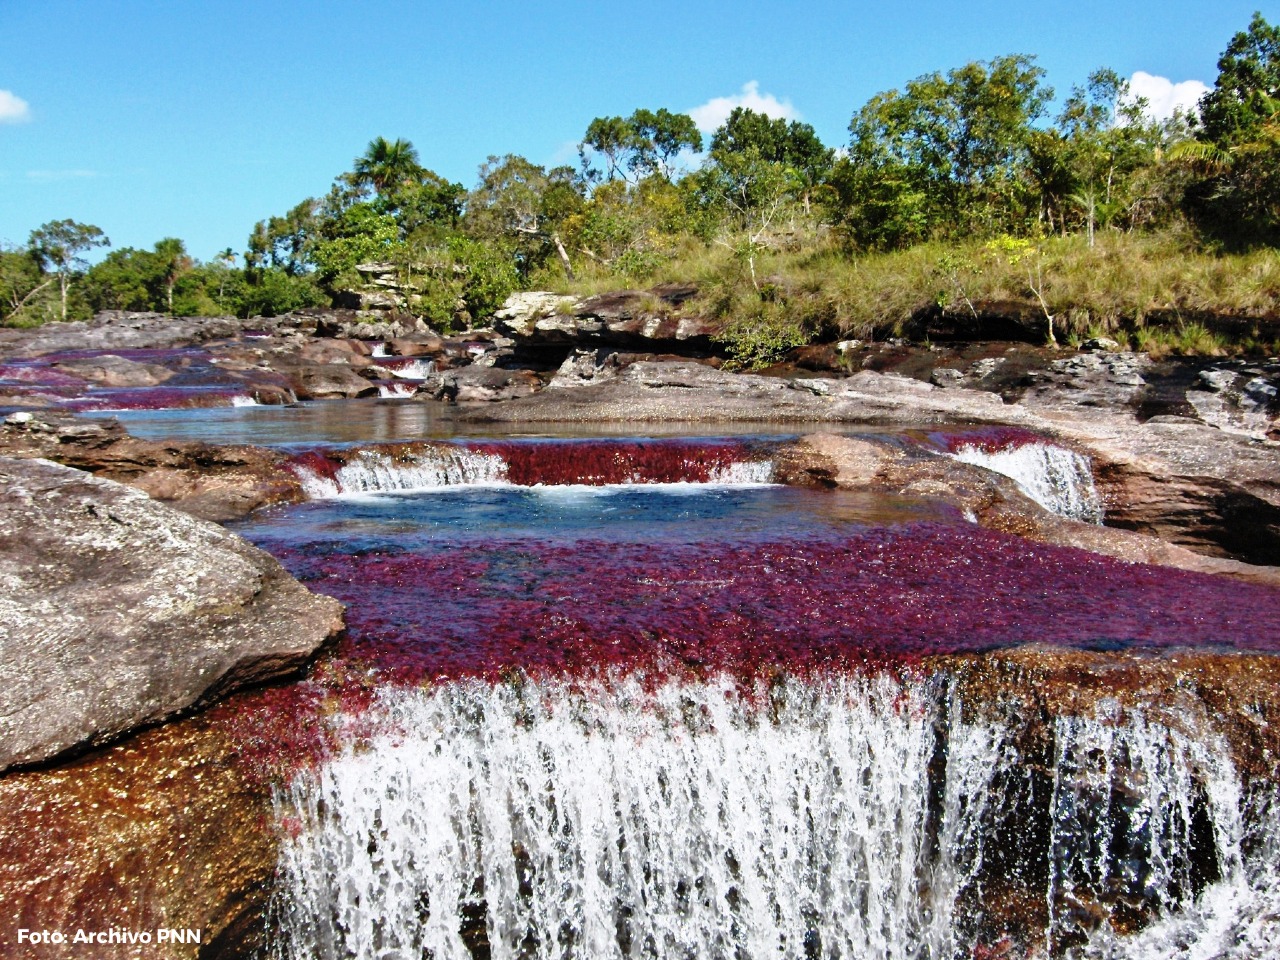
[87,398,1276,959]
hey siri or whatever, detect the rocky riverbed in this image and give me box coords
[1,298,1278,958]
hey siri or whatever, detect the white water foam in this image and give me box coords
[293,448,507,497]
[269,677,1274,960]
[377,382,418,399]
[371,343,389,358]
[294,449,776,498]
[231,395,260,407]
[950,442,1103,523]
[387,359,436,379]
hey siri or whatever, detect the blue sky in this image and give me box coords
[1,0,1275,260]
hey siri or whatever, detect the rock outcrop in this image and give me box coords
[0,457,343,772]
[0,411,303,521]
[494,286,716,354]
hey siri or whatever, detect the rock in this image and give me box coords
[546,349,623,390]
[0,704,282,959]
[388,336,446,358]
[494,288,717,354]
[774,433,1280,586]
[423,366,543,402]
[1019,351,1150,411]
[286,363,380,400]
[1186,363,1280,439]
[492,292,580,335]
[0,410,304,521]
[299,339,374,367]
[52,354,176,387]
[930,367,967,388]
[465,361,1023,426]
[1080,337,1121,351]
[0,457,343,772]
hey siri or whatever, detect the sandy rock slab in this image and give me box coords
[0,457,343,773]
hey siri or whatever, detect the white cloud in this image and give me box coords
[687,81,799,133]
[0,90,31,124]
[1126,72,1209,122]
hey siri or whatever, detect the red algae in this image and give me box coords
[463,438,761,485]
[931,426,1050,454]
[266,523,1280,687]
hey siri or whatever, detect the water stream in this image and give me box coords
[106,399,1277,959]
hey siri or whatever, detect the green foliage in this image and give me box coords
[1198,12,1280,148]
[0,245,58,326]
[311,204,403,287]
[848,55,1051,241]
[713,303,812,369]
[579,109,703,183]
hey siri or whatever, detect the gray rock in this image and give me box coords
[930,367,967,388]
[286,363,380,400]
[0,457,343,771]
[1081,337,1122,351]
[52,354,176,388]
[546,349,623,390]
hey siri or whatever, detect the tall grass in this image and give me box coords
[534,229,1280,358]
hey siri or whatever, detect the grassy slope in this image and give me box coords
[532,229,1280,360]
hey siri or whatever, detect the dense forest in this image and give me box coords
[4,13,1279,361]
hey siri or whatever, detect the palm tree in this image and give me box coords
[352,137,424,197]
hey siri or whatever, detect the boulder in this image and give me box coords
[285,363,380,400]
[52,354,176,388]
[493,288,717,353]
[0,457,343,772]
[422,366,543,403]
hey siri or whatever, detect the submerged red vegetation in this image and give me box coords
[269,523,1280,686]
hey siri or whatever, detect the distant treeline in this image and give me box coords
[3,13,1278,334]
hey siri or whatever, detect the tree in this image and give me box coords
[27,219,110,321]
[579,116,640,183]
[352,136,426,198]
[1180,13,1280,246]
[1198,12,1280,148]
[466,155,584,278]
[628,108,703,178]
[0,245,55,326]
[711,109,833,212]
[152,238,193,314]
[847,55,1051,237]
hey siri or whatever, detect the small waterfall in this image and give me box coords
[268,676,1269,960]
[379,358,437,379]
[950,441,1103,523]
[231,394,261,407]
[377,381,418,399]
[289,440,776,497]
[291,447,507,497]
[371,343,390,358]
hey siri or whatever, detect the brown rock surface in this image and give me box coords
[0,411,302,521]
[0,706,279,959]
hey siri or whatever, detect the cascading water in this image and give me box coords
[288,439,776,497]
[948,440,1103,523]
[267,675,1273,960]
[377,381,419,399]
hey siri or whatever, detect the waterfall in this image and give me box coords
[292,447,507,497]
[290,440,776,497]
[949,441,1103,523]
[231,394,261,407]
[386,359,436,380]
[371,343,390,358]
[268,675,1269,959]
[377,382,418,399]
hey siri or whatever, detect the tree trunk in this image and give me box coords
[552,232,575,281]
[59,272,68,322]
